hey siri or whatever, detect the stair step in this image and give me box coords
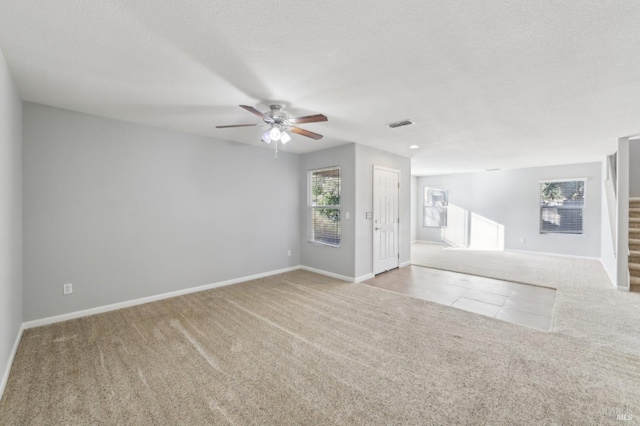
[630,208,640,218]
[630,262,640,272]
[632,283,640,293]
[630,228,640,235]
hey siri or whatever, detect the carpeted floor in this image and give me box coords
[411,242,611,290]
[1,270,639,425]
[411,242,640,357]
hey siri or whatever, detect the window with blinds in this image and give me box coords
[423,187,448,227]
[308,166,341,247]
[540,179,585,234]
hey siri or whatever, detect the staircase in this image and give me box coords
[630,198,640,292]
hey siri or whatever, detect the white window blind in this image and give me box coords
[423,187,448,227]
[308,166,341,247]
[540,180,585,234]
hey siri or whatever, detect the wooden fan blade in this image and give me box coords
[290,126,323,140]
[239,105,274,123]
[289,114,328,124]
[216,124,261,128]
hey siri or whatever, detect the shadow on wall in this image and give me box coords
[441,204,505,250]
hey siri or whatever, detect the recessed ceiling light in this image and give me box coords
[409,145,419,149]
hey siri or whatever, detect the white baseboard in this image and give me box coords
[0,323,24,402]
[400,260,411,268]
[355,273,375,282]
[299,265,354,282]
[412,240,449,246]
[23,266,302,329]
[599,258,617,288]
[505,248,601,261]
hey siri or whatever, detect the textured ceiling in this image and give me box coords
[1,0,639,175]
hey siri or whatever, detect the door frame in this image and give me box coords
[372,165,401,275]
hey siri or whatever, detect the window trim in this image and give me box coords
[423,186,448,228]
[539,178,587,235]
[308,166,341,247]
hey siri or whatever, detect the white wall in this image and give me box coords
[23,103,301,321]
[600,157,617,287]
[616,138,630,289]
[354,145,411,278]
[630,140,640,198]
[0,49,23,395]
[300,144,356,278]
[416,162,602,257]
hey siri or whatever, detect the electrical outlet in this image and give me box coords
[520,238,526,244]
[345,212,350,220]
[63,283,73,295]
[287,250,291,257]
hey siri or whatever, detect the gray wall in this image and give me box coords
[0,49,22,389]
[300,144,356,278]
[23,103,301,321]
[354,145,411,278]
[630,140,640,198]
[411,176,418,242]
[416,162,602,257]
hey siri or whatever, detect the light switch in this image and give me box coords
[365,212,373,219]
[345,212,350,219]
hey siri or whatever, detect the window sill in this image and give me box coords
[308,240,341,248]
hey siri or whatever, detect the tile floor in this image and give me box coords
[363,265,556,331]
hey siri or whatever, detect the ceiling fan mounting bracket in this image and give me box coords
[264,104,290,126]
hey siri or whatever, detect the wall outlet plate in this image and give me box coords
[63,283,73,295]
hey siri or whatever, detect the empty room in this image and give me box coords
[1,1,640,424]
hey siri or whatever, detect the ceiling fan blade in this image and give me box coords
[216,124,261,128]
[239,105,274,123]
[290,126,323,140]
[289,114,328,125]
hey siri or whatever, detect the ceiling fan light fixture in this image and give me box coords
[261,130,272,144]
[280,131,291,144]
[269,127,281,141]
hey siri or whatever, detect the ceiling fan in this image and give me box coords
[216,105,328,158]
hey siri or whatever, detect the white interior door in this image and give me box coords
[373,166,400,274]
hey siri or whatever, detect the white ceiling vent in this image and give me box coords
[387,119,414,129]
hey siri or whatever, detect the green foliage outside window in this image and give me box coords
[312,173,340,222]
[540,181,584,204]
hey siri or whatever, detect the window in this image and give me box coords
[540,180,585,234]
[423,187,448,227]
[308,166,341,246]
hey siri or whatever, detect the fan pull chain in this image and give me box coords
[274,140,278,159]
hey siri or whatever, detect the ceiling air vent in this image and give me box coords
[387,119,414,129]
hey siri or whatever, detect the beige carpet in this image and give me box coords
[411,242,611,290]
[412,242,640,357]
[1,270,640,425]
